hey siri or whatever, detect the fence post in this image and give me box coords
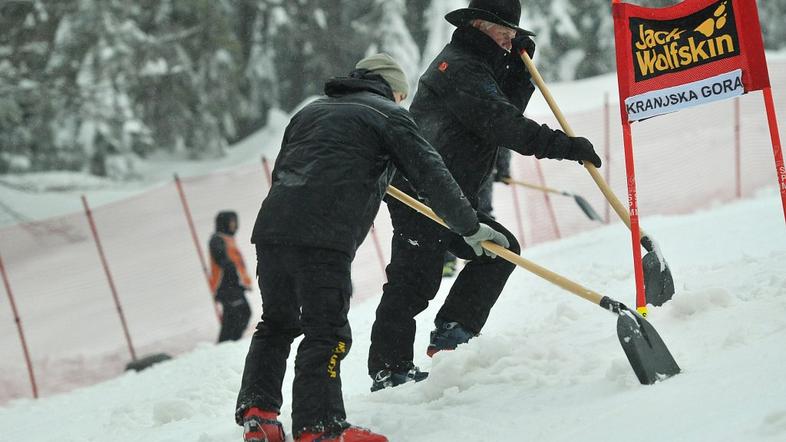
[261,156,273,188]
[534,159,561,239]
[604,92,612,224]
[81,195,137,362]
[174,174,222,323]
[734,97,742,199]
[0,252,38,398]
[761,87,786,223]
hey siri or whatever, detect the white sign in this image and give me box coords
[625,69,744,122]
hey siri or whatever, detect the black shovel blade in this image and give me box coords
[125,352,172,372]
[643,251,675,306]
[617,312,680,384]
[573,195,603,222]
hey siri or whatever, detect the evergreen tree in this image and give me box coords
[265,1,376,111]
[0,0,85,172]
[404,0,430,55]
[1,0,783,175]
[359,0,421,94]
[232,0,277,139]
[759,1,786,50]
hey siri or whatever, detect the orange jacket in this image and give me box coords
[208,233,252,295]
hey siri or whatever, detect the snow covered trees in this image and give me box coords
[0,0,782,175]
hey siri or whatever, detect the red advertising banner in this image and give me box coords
[613,0,770,122]
[611,0,784,312]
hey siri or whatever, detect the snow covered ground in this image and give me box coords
[0,185,784,441]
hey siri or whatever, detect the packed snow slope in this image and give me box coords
[0,187,784,442]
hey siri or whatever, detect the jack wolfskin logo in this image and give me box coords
[630,0,739,82]
[327,341,346,379]
[694,2,728,37]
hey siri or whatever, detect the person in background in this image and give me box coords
[368,0,602,391]
[234,53,508,442]
[209,210,253,343]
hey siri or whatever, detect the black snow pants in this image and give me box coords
[236,244,353,436]
[217,290,251,342]
[368,198,520,375]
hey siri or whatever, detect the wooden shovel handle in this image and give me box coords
[519,52,643,237]
[502,177,564,196]
[386,185,605,305]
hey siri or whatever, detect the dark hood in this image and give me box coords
[324,69,395,101]
[215,211,238,235]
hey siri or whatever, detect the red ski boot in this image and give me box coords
[296,426,388,442]
[242,407,285,442]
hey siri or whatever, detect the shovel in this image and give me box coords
[386,185,680,384]
[502,177,603,222]
[519,52,675,307]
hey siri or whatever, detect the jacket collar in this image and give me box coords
[450,25,511,68]
[324,71,395,101]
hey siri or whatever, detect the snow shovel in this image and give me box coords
[386,185,680,384]
[502,177,603,222]
[519,52,675,307]
[125,353,172,372]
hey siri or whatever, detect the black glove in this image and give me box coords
[463,223,510,258]
[512,34,536,59]
[566,136,602,168]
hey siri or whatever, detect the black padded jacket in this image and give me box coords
[251,71,479,257]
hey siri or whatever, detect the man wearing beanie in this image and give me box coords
[368,0,603,390]
[355,53,410,100]
[234,53,508,442]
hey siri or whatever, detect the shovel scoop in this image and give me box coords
[615,304,681,384]
[641,236,676,307]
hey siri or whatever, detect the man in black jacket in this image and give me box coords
[368,0,603,390]
[235,53,509,442]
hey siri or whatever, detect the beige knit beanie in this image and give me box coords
[355,53,410,97]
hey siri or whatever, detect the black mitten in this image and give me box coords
[511,34,536,59]
[545,130,602,168]
[566,137,602,168]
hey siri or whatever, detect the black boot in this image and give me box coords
[426,319,476,357]
[370,363,429,392]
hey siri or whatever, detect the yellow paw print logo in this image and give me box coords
[695,2,728,37]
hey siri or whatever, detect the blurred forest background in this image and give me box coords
[1,0,784,177]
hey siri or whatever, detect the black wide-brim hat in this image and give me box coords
[446,0,535,36]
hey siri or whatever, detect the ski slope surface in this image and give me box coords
[0,186,784,442]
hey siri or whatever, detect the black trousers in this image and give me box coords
[368,199,520,374]
[217,291,251,342]
[236,244,353,436]
[477,173,495,217]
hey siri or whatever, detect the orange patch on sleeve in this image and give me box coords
[438,61,449,72]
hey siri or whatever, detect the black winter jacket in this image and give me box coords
[399,26,573,206]
[251,72,479,257]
